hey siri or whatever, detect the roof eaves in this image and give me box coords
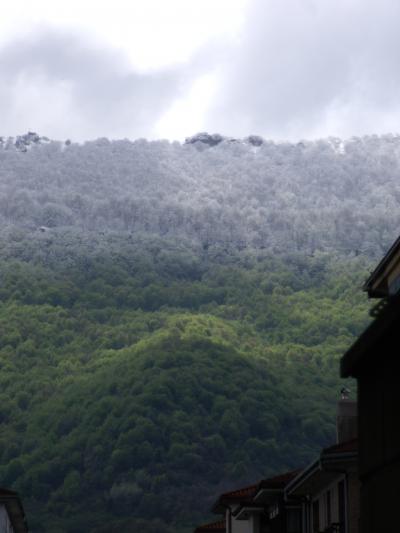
[284,459,320,496]
[363,235,400,295]
[340,294,400,377]
[211,484,259,513]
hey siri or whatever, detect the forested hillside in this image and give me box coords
[1,132,400,256]
[0,133,396,532]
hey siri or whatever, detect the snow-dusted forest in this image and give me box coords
[1,132,400,257]
[0,132,396,532]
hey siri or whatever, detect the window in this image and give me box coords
[269,503,279,520]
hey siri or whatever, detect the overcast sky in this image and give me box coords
[1,0,400,142]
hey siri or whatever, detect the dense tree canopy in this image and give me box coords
[0,134,386,531]
[1,133,400,256]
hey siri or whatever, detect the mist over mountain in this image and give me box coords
[0,132,394,532]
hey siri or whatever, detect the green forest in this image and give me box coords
[1,134,394,531]
[0,233,371,532]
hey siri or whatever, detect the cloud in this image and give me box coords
[0,29,185,140]
[2,1,400,141]
[204,0,400,140]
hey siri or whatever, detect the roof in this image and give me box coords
[286,439,357,497]
[212,483,259,513]
[218,483,258,501]
[322,439,358,455]
[194,520,226,533]
[212,470,302,513]
[341,293,400,377]
[363,234,400,297]
[257,469,302,490]
[232,503,265,520]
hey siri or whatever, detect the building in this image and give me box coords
[285,439,358,533]
[210,470,301,533]
[0,488,28,533]
[195,395,359,533]
[341,235,400,533]
[252,471,302,533]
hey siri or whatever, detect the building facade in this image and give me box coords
[341,234,400,533]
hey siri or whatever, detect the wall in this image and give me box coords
[358,337,400,533]
[0,505,14,533]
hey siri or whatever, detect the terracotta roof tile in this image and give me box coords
[258,469,302,490]
[219,483,259,502]
[213,469,303,513]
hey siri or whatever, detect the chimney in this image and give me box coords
[336,389,357,443]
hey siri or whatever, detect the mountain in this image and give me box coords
[0,132,394,531]
[1,131,400,255]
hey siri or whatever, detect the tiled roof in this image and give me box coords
[257,469,302,490]
[212,482,260,513]
[363,233,400,295]
[219,483,259,502]
[213,469,303,513]
[322,439,358,455]
[194,520,226,532]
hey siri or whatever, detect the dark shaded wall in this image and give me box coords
[357,333,400,533]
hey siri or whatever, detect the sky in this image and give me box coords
[1,0,400,142]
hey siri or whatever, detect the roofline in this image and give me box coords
[253,487,282,500]
[285,448,357,496]
[211,471,300,513]
[211,488,257,514]
[321,451,357,464]
[321,438,358,457]
[363,235,400,294]
[233,505,265,520]
[285,459,320,496]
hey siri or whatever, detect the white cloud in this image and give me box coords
[1,0,400,140]
[204,0,400,140]
[154,72,220,140]
[0,0,247,72]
